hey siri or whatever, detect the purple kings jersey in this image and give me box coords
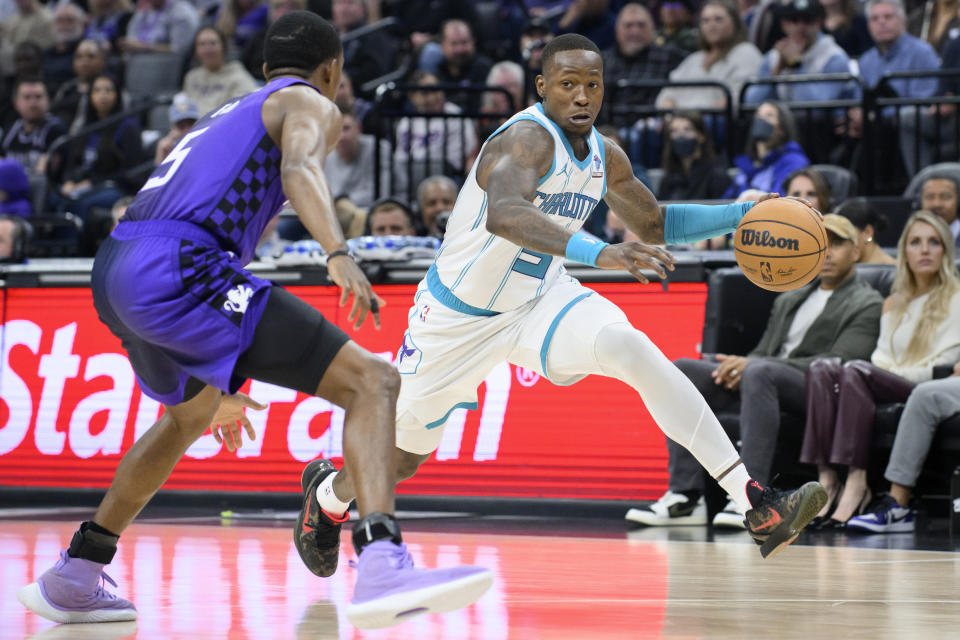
[125,77,318,264]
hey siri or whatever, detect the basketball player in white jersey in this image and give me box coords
[294,34,828,571]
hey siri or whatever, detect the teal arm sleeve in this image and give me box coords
[663,201,755,245]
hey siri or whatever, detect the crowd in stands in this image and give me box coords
[0,0,958,539]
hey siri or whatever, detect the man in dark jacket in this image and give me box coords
[627,214,883,528]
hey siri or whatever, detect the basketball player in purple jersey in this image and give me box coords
[18,12,491,630]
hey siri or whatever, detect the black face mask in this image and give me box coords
[672,135,698,159]
[750,117,776,141]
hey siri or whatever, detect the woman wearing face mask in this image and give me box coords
[782,167,831,213]
[658,111,731,201]
[724,100,809,198]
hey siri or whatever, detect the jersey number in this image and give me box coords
[141,126,208,191]
[510,249,551,279]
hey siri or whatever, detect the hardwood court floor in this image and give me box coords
[2,515,959,639]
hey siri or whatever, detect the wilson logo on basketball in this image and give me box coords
[738,229,800,252]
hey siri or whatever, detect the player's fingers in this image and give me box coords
[627,263,649,285]
[630,252,667,279]
[241,416,256,441]
[339,287,350,308]
[756,192,780,203]
[211,424,223,444]
[225,421,240,451]
[369,295,381,330]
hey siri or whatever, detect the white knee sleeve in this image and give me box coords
[594,323,741,480]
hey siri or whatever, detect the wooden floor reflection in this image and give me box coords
[2,519,959,639]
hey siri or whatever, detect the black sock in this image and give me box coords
[67,521,119,564]
[82,521,120,538]
[680,490,701,503]
[352,512,402,555]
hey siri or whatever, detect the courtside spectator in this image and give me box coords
[478,60,525,139]
[656,0,762,110]
[845,0,939,180]
[557,0,618,49]
[744,0,858,104]
[416,174,457,237]
[519,17,554,105]
[0,0,53,77]
[782,167,832,213]
[604,3,685,124]
[919,174,960,247]
[51,39,106,132]
[726,100,809,197]
[800,212,960,527]
[333,70,377,135]
[907,0,958,53]
[44,3,87,89]
[0,41,45,129]
[835,197,898,264]
[332,0,394,95]
[628,214,881,528]
[154,93,198,164]
[391,70,477,198]
[655,0,699,52]
[1,78,66,178]
[51,74,141,223]
[848,363,960,533]
[326,107,383,210]
[427,19,493,113]
[0,157,31,216]
[822,0,872,57]
[657,110,731,200]
[241,0,306,81]
[123,0,199,57]
[183,26,258,117]
[215,0,268,52]
[85,0,132,54]
[366,197,415,236]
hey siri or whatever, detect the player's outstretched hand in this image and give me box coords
[327,253,386,330]
[210,393,267,452]
[595,242,677,284]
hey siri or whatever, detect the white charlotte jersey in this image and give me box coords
[429,103,607,314]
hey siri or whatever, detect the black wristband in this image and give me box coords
[327,249,353,261]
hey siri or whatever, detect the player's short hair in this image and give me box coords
[264,11,342,75]
[540,33,601,73]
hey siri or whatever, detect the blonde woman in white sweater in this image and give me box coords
[799,210,960,528]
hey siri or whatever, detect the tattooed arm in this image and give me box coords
[601,135,666,244]
[477,121,675,282]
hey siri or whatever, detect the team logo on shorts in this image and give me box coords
[223,284,254,314]
[396,333,422,374]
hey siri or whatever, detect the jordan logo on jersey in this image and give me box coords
[223,284,254,314]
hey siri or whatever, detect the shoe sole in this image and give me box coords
[347,569,493,630]
[759,482,828,559]
[846,520,915,534]
[17,583,138,623]
[294,459,340,577]
[625,509,707,526]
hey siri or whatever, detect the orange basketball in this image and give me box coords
[733,198,827,292]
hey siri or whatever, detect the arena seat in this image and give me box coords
[811,164,858,204]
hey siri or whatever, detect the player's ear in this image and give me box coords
[262,62,269,79]
[535,74,545,100]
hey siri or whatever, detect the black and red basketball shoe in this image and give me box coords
[745,480,827,559]
[294,459,349,577]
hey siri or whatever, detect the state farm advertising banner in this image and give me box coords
[0,282,706,501]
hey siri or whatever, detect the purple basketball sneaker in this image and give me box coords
[346,514,493,629]
[17,550,137,623]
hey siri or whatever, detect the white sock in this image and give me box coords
[316,471,350,515]
[592,324,751,512]
[717,462,753,514]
